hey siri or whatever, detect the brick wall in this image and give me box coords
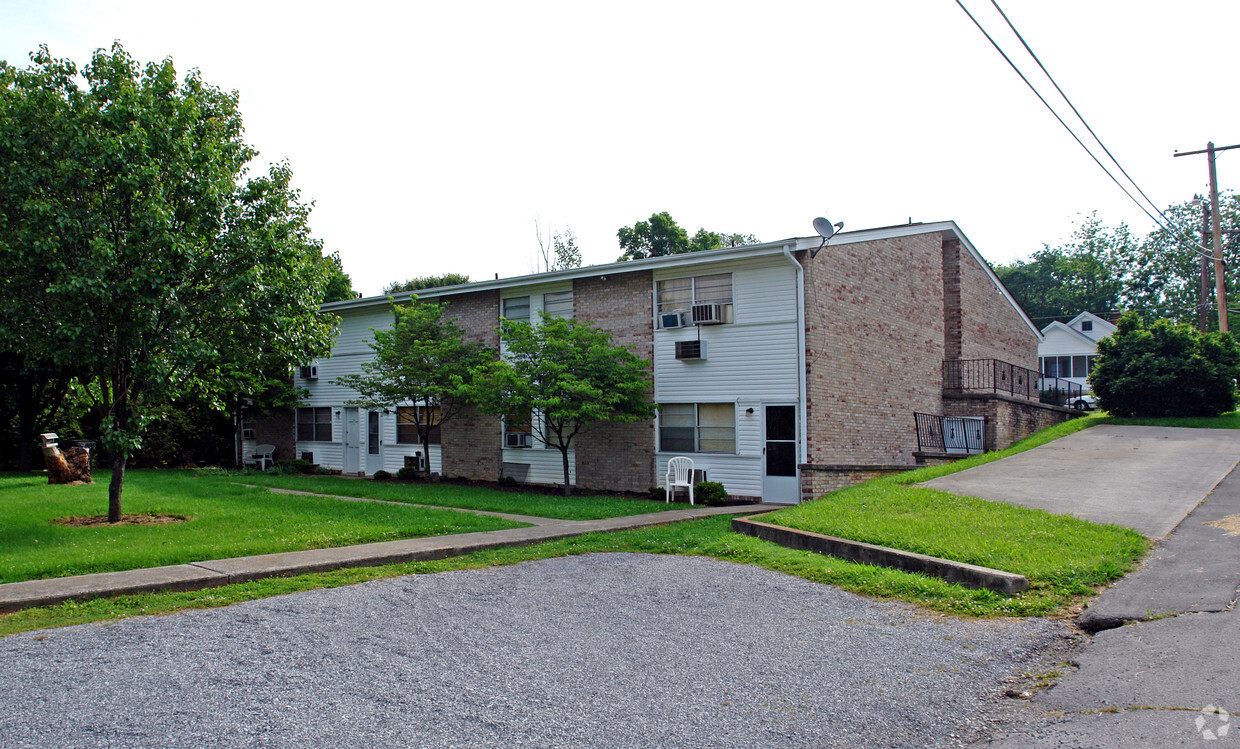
[947,238,1040,369]
[255,408,295,464]
[440,290,502,480]
[943,392,1078,450]
[803,234,947,465]
[571,271,657,493]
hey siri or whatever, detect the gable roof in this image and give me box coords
[322,221,1041,339]
[1039,320,1099,346]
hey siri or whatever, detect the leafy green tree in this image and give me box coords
[0,44,335,520]
[466,315,655,495]
[617,212,758,261]
[1121,193,1240,328]
[384,272,471,295]
[1090,313,1240,417]
[994,213,1128,325]
[617,212,690,260]
[333,298,492,478]
[318,251,356,303]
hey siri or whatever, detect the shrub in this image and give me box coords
[1091,313,1240,417]
[271,459,315,475]
[396,466,421,481]
[373,470,392,481]
[497,475,519,487]
[694,481,729,506]
[649,485,667,502]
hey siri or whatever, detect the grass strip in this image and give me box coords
[227,471,687,520]
[0,470,526,584]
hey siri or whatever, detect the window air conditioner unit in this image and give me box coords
[660,312,685,329]
[691,303,725,325]
[299,364,318,380]
[404,453,427,470]
[674,340,706,360]
[300,451,315,464]
[505,432,533,448]
[241,428,257,441]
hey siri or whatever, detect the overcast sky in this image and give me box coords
[3,1,1237,295]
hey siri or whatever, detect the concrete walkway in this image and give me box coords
[0,494,777,614]
[922,425,1240,538]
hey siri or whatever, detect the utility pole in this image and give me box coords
[1175,141,1240,333]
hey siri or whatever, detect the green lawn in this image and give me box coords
[232,472,689,520]
[8,412,1235,635]
[0,470,527,584]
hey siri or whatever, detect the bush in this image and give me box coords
[272,458,315,475]
[1091,313,1240,417]
[312,466,335,475]
[373,470,392,481]
[694,481,729,506]
[649,485,667,502]
[497,475,519,487]
[396,466,421,481]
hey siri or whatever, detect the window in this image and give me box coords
[543,290,573,320]
[659,403,735,453]
[1042,355,1096,379]
[502,296,530,323]
[396,406,441,444]
[656,273,733,327]
[240,411,257,441]
[1081,320,1093,332]
[296,407,332,442]
[503,412,533,448]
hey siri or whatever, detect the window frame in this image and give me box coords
[657,402,736,454]
[542,290,574,320]
[296,407,333,442]
[503,412,534,449]
[656,273,734,328]
[396,405,441,445]
[502,296,531,323]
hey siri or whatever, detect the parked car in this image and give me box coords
[1072,394,1097,411]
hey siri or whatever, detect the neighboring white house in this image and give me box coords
[1038,311,1116,402]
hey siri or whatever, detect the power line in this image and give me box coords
[954,0,1219,261]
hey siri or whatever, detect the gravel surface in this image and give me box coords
[0,553,1065,748]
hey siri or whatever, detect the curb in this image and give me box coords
[731,514,1029,596]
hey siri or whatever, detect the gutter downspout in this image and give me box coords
[781,243,808,499]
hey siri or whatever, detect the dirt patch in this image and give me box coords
[52,513,190,527]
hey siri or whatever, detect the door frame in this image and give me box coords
[343,407,361,474]
[761,403,800,504]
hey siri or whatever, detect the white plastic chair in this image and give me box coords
[248,444,275,471]
[665,456,695,505]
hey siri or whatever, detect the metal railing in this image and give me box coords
[915,412,985,454]
[942,358,1082,407]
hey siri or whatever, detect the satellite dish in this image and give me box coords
[812,217,835,239]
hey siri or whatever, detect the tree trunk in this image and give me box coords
[559,445,571,497]
[108,453,125,522]
[423,432,433,480]
[18,437,35,473]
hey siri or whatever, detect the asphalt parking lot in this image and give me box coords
[0,554,1064,748]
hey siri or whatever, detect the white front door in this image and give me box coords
[366,410,383,474]
[762,404,800,504]
[343,407,361,474]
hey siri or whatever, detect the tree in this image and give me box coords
[533,218,582,272]
[0,44,336,520]
[333,298,492,478]
[617,212,758,261]
[384,272,471,295]
[994,213,1128,325]
[318,251,357,303]
[466,315,656,495]
[1121,194,1240,328]
[1090,313,1240,417]
[617,212,689,260]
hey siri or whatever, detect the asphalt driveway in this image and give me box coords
[0,554,1064,748]
[921,425,1240,538]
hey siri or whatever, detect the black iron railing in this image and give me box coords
[943,358,1082,407]
[915,412,986,454]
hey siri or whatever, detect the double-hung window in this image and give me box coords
[656,273,733,327]
[396,406,441,444]
[502,296,530,323]
[659,403,735,453]
[503,412,534,448]
[296,407,333,442]
[543,290,573,320]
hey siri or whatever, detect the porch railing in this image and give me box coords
[942,358,1082,407]
[915,412,985,455]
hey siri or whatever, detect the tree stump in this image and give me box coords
[44,445,93,485]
